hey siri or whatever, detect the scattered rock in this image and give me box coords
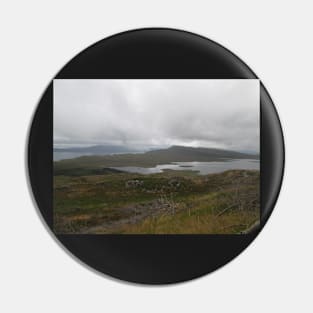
[168,178,181,188]
[125,179,144,188]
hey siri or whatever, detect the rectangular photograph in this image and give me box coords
[53,79,260,234]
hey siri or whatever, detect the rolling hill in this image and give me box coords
[54,145,259,172]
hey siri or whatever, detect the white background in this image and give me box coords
[0,1,312,312]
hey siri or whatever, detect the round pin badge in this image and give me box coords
[28,28,284,284]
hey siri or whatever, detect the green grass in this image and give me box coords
[119,211,258,234]
[53,169,260,234]
[118,191,259,234]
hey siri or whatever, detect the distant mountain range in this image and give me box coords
[54,144,140,154]
[145,145,258,161]
[54,145,259,170]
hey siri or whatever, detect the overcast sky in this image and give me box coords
[53,79,260,153]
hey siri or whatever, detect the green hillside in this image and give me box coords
[54,169,260,234]
[54,145,259,172]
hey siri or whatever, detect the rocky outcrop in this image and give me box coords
[125,179,144,188]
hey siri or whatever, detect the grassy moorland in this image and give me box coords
[53,168,260,234]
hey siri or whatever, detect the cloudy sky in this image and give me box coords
[53,79,260,153]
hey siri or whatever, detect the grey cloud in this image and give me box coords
[54,79,259,153]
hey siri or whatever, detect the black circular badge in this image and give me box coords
[28,28,284,284]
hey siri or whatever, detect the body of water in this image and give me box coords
[112,159,259,175]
